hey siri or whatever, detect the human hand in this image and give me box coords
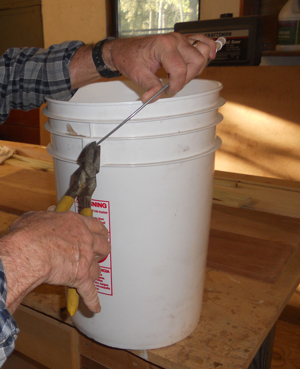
[0,211,111,313]
[102,32,216,102]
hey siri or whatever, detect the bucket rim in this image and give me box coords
[43,97,225,123]
[44,113,222,140]
[47,136,221,168]
[45,79,223,107]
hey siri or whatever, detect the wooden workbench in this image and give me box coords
[1,140,300,369]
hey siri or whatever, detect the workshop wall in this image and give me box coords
[39,0,107,144]
[200,0,241,20]
[41,0,107,48]
[0,0,107,145]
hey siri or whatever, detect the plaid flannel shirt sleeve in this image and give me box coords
[0,40,84,124]
[0,259,19,367]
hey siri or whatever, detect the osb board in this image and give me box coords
[0,168,56,214]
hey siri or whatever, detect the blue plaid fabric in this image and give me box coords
[0,259,19,367]
[0,41,84,124]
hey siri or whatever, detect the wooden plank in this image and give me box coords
[214,171,300,191]
[22,284,71,325]
[0,211,19,236]
[279,284,300,326]
[3,351,48,369]
[79,335,163,369]
[80,356,108,369]
[213,174,300,219]
[0,169,56,214]
[14,306,80,369]
[210,204,300,247]
[271,320,300,368]
[5,155,53,172]
[248,325,276,369]
[0,140,53,162]
[207,229,297,284]
[273,320,300,351]
[0,165,22,178]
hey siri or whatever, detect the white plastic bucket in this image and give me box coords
[44,79,224,350]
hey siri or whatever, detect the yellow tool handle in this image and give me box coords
[55,195,75,212]
[80,207,93,217]
[66,207,94,316]
[55,196,93,316]
[67,287,80,317]
[67,207,93,316]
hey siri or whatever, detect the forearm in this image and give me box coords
[0,233,48,314]
[69,44,100,90]
[0,41,84,124]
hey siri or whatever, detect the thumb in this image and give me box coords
[141,83,167,104]
[47,205,57,212]
[77,279,101,314]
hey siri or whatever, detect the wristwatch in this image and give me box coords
[92,38,122,78]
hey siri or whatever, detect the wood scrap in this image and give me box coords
[5,154,54,172]
[0,145,15,164]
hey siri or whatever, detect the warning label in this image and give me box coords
[75,199,113,296]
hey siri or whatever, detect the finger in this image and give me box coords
[81,216,109,238]
[91,234,111,260]
[141,82,165,104]
[190,41,212,75]
[161,46,195,93]
[77,278,101,313]
[90,260,101,281]
[187,34,217,60]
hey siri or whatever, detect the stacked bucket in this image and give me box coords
[44,79,224,349]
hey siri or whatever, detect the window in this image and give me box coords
[112,0,200,37]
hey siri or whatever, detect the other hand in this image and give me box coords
[103,32,216,102]
[0,211,111,313]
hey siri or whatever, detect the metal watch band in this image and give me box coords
[92,38,122,79]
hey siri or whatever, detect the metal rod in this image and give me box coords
[96,83,169,145]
